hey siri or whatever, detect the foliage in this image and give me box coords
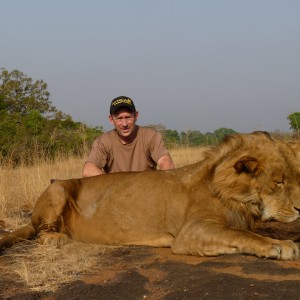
[213,127,237,142]
[146,124,237,147]
[287,113,300,139]
[0,69,103,165]
[287,112,300,131]
[163,129,180,147]
[143,121,237,147]
[0,69,55,116]
[158,127,237,147]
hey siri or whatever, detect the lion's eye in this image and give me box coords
[275,180,284,187]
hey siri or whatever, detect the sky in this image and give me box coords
[1,0,299,133]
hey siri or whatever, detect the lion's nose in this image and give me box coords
[294,207,300,216]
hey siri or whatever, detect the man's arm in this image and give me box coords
[157,154,175,170]
[82,162,106,177]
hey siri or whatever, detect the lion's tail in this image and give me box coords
[0,225,36,251]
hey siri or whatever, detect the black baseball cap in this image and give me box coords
[110,96,136,115]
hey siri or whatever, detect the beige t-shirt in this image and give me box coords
[86,126,170,173]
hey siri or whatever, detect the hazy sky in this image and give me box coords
[1,1,299,133]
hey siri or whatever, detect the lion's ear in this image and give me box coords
[234,156,260,175]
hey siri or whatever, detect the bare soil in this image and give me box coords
[1,243,300,300]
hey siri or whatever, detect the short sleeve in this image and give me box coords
[148,131,170,163]
[85,135,110,169]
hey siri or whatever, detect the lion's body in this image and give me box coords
[44,171,190,246]
[1,132,300,260]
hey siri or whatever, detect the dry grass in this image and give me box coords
[169,146,210,168]
[0,155,83,230]
[0,147,208,292]
[1,242,115,293]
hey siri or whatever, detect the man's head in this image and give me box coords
[109,96,139,142]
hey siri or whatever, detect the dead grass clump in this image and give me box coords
[170,146,210,168]
[1,241,114,292]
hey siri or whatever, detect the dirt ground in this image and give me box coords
[1,242,300,300]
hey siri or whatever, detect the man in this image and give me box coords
[82,96,175,177]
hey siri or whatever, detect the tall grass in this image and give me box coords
[0,146,208,293]
[0,155,83,230]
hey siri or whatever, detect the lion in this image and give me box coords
[1,131,300,260]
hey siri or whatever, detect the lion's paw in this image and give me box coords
[262,240,299,260]
[38,232,71,246]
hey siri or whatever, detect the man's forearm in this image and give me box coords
[82,162,105,177]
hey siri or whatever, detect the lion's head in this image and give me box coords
[207,132,300,224]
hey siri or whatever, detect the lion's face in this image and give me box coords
[259,156,300,223]
[212,135,300,223]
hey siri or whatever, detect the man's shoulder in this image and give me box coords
[95,130,116,143]
[137,126,162,141]
[138,126,159,135]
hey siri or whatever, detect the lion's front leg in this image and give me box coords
[171,220,299,260]
[31,181,71,246]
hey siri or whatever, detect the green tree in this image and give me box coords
[24,109,46,135]
[180,130,206,146]
[213,127,237,142]
[287,112,300,139]
[179,128,237,147]
[164,129,180,147]
[0,68,104,164]
[0,69,56,163]
[287,112,300,131]
[0,69,56,116]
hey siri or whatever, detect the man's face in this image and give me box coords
[109,108,138,138]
